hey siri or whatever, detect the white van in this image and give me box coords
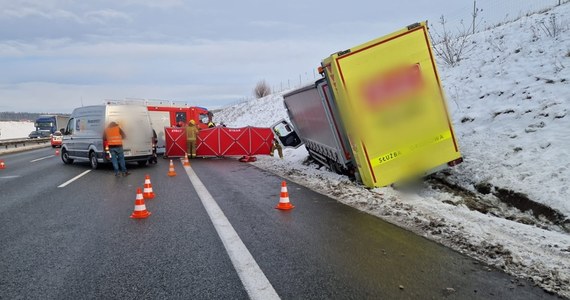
[61,104,154,169]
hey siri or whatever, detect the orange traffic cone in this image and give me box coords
[0,160,5,169]
[143,175,155,199]
[167,159,177,177]
[183,153,190,167]
[275,181,295,210]
[130,188,151,219]
[55,149,60,156]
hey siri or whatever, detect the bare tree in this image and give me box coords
[539,14,564,38]
[254,80,271,99]
[430,15,477,67]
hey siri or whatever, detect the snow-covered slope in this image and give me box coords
[440,7,570,218]
[217,4,570,297]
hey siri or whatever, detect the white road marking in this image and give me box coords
[0,175,20,179]
[58,170,91,188]
[183,163,280,300]
[30,155,54,162]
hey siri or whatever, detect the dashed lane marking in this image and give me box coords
[183,162,280,300]
[58,170,91,188]
[30,155,54,163]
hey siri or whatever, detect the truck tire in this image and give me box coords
[89,151,99,169]
[61,150,74,164]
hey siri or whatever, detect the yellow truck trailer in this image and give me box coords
[276,22,462,187]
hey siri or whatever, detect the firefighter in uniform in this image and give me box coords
[103,122,130,176]
[186,120,199,158]
[271,138,283,159]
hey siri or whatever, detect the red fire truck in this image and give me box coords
[145,100,212,154]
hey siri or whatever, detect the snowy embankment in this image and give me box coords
[218,5,570,297]
[0,121,34,139]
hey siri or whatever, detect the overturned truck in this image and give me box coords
[273,22,463,188]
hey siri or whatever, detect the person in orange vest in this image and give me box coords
[103,121,130,176]
[186,120,199,158]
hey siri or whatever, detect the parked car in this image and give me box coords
[28,130,51,139]
[51,131,63,147]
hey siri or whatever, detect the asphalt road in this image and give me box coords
[0,148,561,299]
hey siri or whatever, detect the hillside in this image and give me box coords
[217,4,570,297]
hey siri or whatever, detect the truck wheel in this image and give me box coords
[89,151,99,169]
[61,150,74,164]
[328,159,342,175]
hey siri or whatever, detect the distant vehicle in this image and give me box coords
[34,115,70,136]
[50,131,63,147]
[28,130,51,139]
[61,103,154,169]
[274,22,462,188]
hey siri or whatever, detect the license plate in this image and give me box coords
[124,151,131,156]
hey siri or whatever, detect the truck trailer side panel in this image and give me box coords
[283,79,351,169]
[322,22,462,187]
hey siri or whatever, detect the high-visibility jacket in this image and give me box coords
[105,127,123,146]
[186,124,199,141]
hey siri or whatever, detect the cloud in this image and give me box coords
[0,1,131,26]
[2,6,81,22]
[249,20,304,31]
[122,0,184,9]
[0,82,244,113]
[84,9,133,24]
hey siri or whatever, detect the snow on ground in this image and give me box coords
[440,6,570,219]
[217,4,570,297]
[0,121,34,139]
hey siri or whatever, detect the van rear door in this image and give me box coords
[107,105,153,159]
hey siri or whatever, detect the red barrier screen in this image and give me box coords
[164,127,187,157]
[197,127,273,157]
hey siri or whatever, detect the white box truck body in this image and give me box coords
[61,104,154,169]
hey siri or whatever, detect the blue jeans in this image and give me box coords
[109,146,127,174]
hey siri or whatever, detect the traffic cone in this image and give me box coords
[275,181,295,210]
[183,153,190,167]
[143,175,155,199]
[167,159,177,177]
[0,160,5,169]
[130,188,151,219]
[55,149,60,155]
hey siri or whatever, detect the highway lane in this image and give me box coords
[0,151,247,299]
[191,158,558,299]
[0,150,560,299]
[0,148,91,210]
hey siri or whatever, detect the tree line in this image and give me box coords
[0,112,69,121]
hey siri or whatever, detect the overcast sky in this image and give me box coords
[0,0,556,113]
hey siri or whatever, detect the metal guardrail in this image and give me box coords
[0,137,50,150]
